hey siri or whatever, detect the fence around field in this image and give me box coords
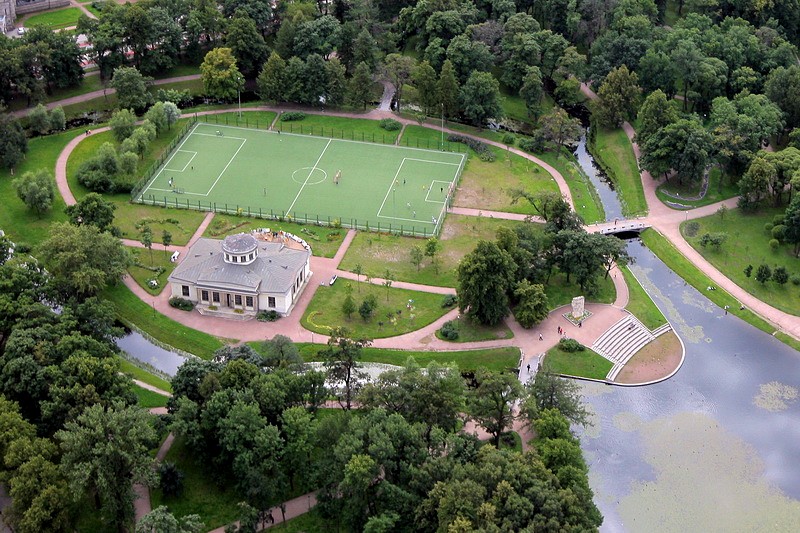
[133,195,443,238]
[130,117,198,201]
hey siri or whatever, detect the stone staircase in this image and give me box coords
[591,314,672,381]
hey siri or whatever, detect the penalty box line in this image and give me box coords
[376,158,437,225]
[140,122,201,199]
[164,150,197,173]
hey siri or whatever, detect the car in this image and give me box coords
[17,27,25,35]
[329,275,338,285]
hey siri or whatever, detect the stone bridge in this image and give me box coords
[588,219,651,236]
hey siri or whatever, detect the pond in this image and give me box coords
[579,241,800,531]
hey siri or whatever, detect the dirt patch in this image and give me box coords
[614,331,682,384]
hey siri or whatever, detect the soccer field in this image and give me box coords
[135,122,466,235]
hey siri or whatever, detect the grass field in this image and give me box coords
[338,214,532,287]
[435,315,514,343]
[118,358,173,393]
[656,167,739,209]
[545,272,616,309]
[590,126,647,217]
[301,279,451,339]
[681,208,800,316]
[621,266,668,330]
[294,343,521,373]
[275,114,400,145]
[136,122,464,236]
[536,149,605,224]
[544,344,613,380]
[127,247,178,296]
[132,384,169,408]
[24,7,83,30]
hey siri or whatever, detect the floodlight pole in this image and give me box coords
[441,103,444,150]
[237,75,242,118]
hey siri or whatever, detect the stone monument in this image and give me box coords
[571,296,585,319]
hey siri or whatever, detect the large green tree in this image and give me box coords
[594,65,641,127]
[457,240,516,326]
[523,371,590,426]
[460,71,503,126]
[383,53,416,113]
[539,107,583,157]
[468,368,524,446]
[0,113,27,170]
[640,117,713,184]
[110,66,151,112]
[321,327,370,410]
[200,48,244,101]
[12,169,55,218]
[57,402,156,533]
[225,13,268,77]
[636,89,678,146]
[513,280,549,328]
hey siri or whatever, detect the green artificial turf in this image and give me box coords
[621,266,668,330]
[301,279,451,339]
[135,122,464,236]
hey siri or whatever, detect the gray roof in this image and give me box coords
[222,233,257,254]
[169,238,310,294]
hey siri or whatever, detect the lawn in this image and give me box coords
[203,213,345,258]
[135,122,462,237]
[132,384,169,408]
[127,246,178,296]
[590,126,647,217]
[118,358,173,393]
[681,208,800,316]
[7,75,105,112]
[435,315,514,343]
[103,283,230,359]
[24,7,83,30]
[338,214,533,287]
[535,149,605,224]
[301,279,451,339]
[270,509,328,532]
[150,437,242,530]
[544,344,613,380]
[639,229,794,348]
[656,166,739,209]
[544,271,616,309]
[294,343,521,373]
[0,130,78,246]
[202,110,277,131]
[276,114,400,144]
[621,266,667,330]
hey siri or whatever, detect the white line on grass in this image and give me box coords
[193,132,247,141]
[148,187,207,196]
[204,138,248,197]
[286,139,332,214]
[139,122,201,199]
[165,151,197,172]
[402,157,460,166]
[376,159,407,219]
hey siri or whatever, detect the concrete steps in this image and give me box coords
[591,315,673,381]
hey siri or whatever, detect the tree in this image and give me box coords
[161,230,173,257]
[539,107,583,157]
[438,59,459,119]
[293,15,341,59]
[110,108,137,143]
[321,327,370,410]
[0,113,28,170]
[39,222,131,300]
[410,245,424,271]
[594,65,641,128]
[13,168,55,217]
[424,237,441,271]
[261,334,304,368]
[140,225,153,265]
[755,264,772,284]
[772,266,789,285]
[65,192,116,231]
[225,13,267,77]
[636,89,678,146]
[352,28,379,73]
[519,66,543,119]
[324,57,347,106]
[523,371,590,426]
[382,269,394,301]
[353,263,364,287]
[460,71,503,127]
[640,117,713,184]
[457,240,516,326]
[413,60,438,115]
[383,54,416,113]
[49,106,66,132]
[764,66,800,129]
[347,61,374,110]
[57,402,156,532]
[200,48,244,101]
[744,264,753,278]
[784,195,800,256]
[163,102,181,130]
[513,280,549,328]
[468,368,523,446]
[136,506,203,533]
[280,407,317,491]
[110,66,152,111]
[27,104,51,135]
[144,101,168,136]
[342,293,356,318]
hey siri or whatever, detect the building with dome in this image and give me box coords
[168,231,312,318]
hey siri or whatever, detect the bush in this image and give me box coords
[439,320,459,340]
[684,221,700,237]
[280,111,306,122]
[769,238,780,250]
[379,118,402,131]
[558,337,585,352]
[501,133,516,146]
[158,462,185,498]
[169,297,195,311]
[441,294,458,308]
[771,224,786,242]
[447,134,496,162]
[772,214,785,225]
[773,266,789,285]
[791,275,800,286]
[256,310,280,322]
[764,222,774,232]
[517,132,546,154]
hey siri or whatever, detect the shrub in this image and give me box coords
[379,118,402,131]
[256,310,280,322]
[771,224,786,242]
[699,232,726,250]
[501,133,516,146]
[280,111,306,122]
[772,266,789,285]
[158,462,184,498]
[439,320,459,340]
[764,222,774,232]
[772,214,785,225]
[684,221,700,237]
[558,337,585,352]
[517,132,546,153]
[447,134,496,162]
[791,275,800,286]
[441,294,458,308]
[169,297,195,311]
[743,264,753,278]
[769,238,780,250]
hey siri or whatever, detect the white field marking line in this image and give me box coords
[164,150,197,172]
[193,132,247,141]
[286,139,332,214]
[147,187,207,197]
[140,122,201,199]
[425,180,453,203]
[376,213,436,225]
[402,157,460,166]
[376,159,408,219]
[205,137,248,197]
[200,122,466,159]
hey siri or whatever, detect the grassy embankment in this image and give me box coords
[589,126,647,217]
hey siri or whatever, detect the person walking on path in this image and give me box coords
[539,333,543,341]
[527,364,531,372]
